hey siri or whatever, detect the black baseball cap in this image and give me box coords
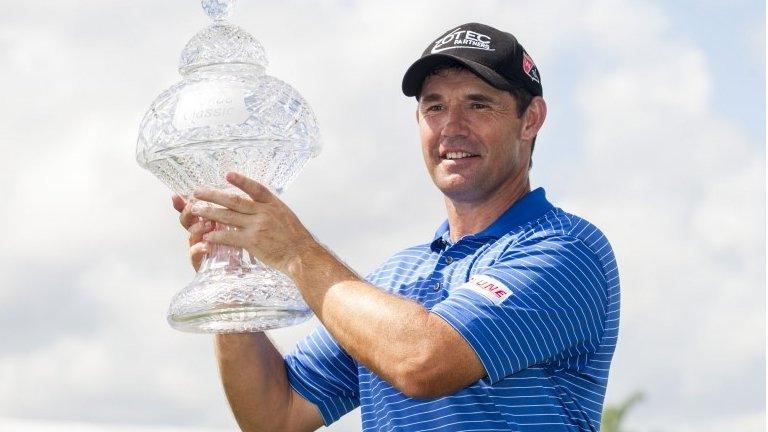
[402,23,542,98]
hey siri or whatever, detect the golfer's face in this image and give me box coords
[417,68,529,203]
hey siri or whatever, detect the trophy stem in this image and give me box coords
[167,222,312,333]
[199,223,246,275]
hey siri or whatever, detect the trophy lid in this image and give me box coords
[179,0,268,75]
[137,0,321,196]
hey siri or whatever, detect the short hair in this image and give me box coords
[419,62,537,168]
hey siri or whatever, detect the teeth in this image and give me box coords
[445,151,474,159]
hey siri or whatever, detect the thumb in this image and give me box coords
[172,194,187,213]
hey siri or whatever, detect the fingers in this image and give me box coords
[193,187,257,214]
[202,229,247,250]
[191,203,251,228]
[225,172,275,203]
[189,220,214,245]
[172,194,201,231]
[189,221,215,272]
[179,202,200,230]
[189,219,214,235]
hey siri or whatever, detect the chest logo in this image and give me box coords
[459,274,512,305]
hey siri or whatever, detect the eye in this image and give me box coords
[470,102,490,110]
[425,104,444,112]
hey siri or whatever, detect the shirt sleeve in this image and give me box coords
[430,235,608,384]
[284,325,360,426]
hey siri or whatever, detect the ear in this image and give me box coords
[520,97,547,141]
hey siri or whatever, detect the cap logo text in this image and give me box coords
[431,27,495,53]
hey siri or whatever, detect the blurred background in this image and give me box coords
[0,0,764,431]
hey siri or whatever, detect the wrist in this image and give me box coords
[284,236,323,280]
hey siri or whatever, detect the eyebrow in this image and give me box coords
[466,93,497,103]
[418,93,498,104]
[419,93,443,103]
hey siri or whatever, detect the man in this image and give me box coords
[173,23,620,432]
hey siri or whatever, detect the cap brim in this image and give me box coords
[401,53,518,97]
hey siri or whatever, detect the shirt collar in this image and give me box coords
[430,187,554,252]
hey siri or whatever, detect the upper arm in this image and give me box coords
[430,236,607,384]
[283,387,325,432]
[284,325,360,426]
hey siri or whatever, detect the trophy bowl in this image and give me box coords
[136,0,321,333]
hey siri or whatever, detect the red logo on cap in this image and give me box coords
[523,53,534,74]
[522,51,540,83]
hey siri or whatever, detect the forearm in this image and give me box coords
[215,333,295,431]
[287,242,439,391]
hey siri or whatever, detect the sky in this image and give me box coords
[0,0,764,431]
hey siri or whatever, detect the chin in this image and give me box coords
[436,180,485,202]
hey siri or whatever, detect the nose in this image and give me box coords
[440,105,469,138]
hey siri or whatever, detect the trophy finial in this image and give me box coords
[202,0,237,21]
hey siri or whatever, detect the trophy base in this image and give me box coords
[167,265,313,333]
[169,305,313,333]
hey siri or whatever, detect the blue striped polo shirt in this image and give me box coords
[284,187,620,431]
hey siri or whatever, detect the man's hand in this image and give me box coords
[171,194,215,272]
[188,171,317,274]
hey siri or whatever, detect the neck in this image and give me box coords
[444,177,531,243]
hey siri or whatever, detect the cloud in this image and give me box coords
[555,0,765,429]
[0,0,763,431]
[0,417,227,432]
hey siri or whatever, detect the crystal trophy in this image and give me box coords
[136,0,321,333]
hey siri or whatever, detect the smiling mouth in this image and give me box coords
[442,151,479,160]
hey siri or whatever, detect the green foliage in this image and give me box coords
[601,392,645,432]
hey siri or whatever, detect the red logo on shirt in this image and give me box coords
[461,275,512,305]
[471,277,507,298]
